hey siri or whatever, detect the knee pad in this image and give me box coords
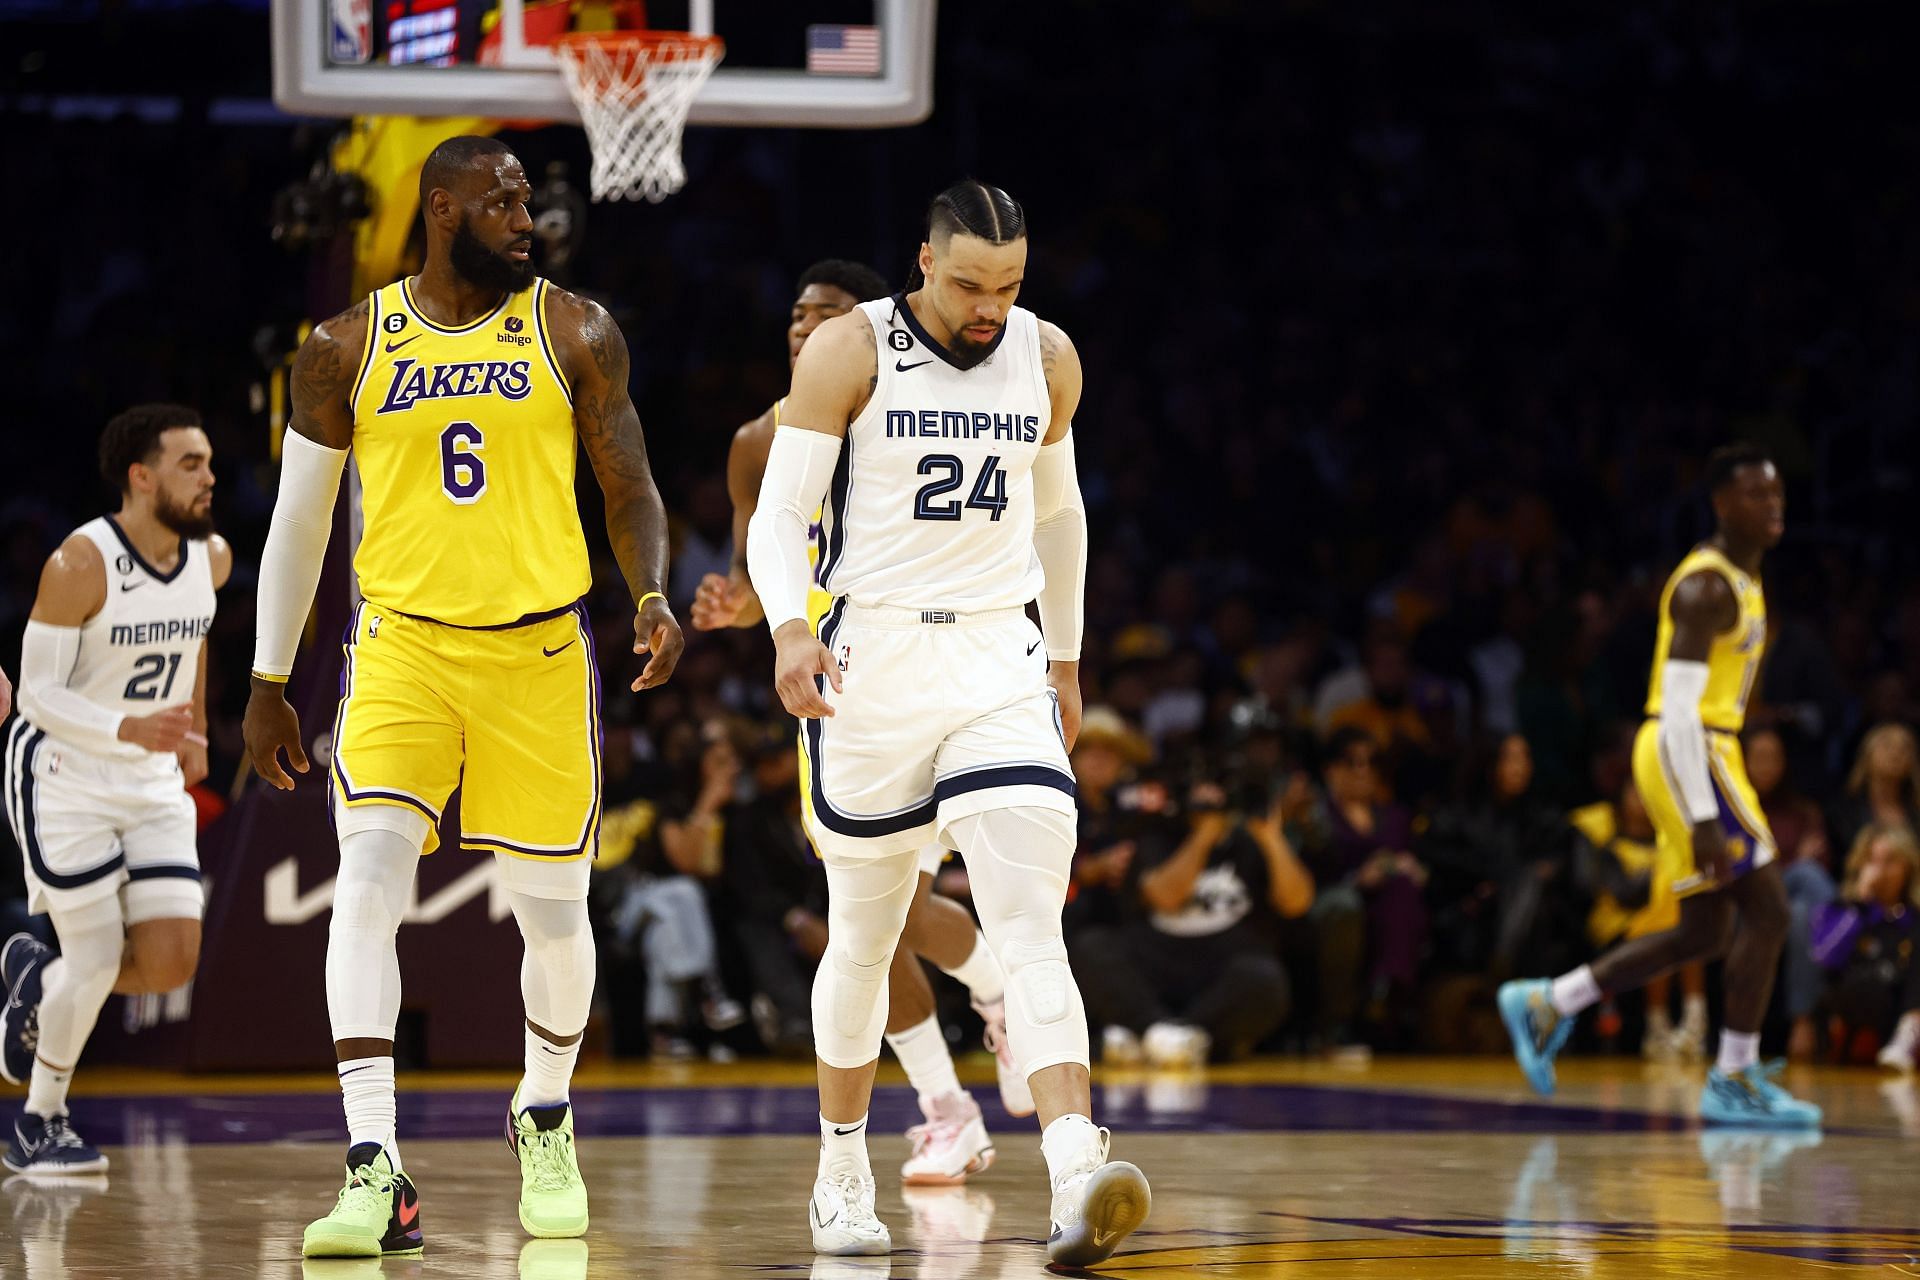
[512,892,594,1034]
[1003,936,1074,1027]
[811,942,893,1068]
[330,879,398,938]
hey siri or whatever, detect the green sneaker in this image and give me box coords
[302,1143,424,1258]
[506,1087,589,1239]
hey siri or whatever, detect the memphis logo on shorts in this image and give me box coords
[376,358,533,414]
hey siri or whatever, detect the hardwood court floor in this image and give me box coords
[8,1058,1919,1278]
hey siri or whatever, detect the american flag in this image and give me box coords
[807,24,882,76]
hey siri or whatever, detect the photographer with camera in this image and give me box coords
[1072,756,1315,1067]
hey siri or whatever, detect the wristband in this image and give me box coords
[637,591,666,611]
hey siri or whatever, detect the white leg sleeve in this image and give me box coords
[326,826,420,1043]
[36,896,128,1070]
[947,807,1089,1078]
[509,888,596,1038]
[812,850,921,1069]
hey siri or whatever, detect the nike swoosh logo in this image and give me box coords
[1091,1227,1118,1248]
[385,335,420,354]
[396,1192,420,1229]
[120,581,145,592]
[831,1125,863,1136]
[895,359,934,372]
[1026,640,1041,655]
[543,640,577,658]
[14,1125,38,1157]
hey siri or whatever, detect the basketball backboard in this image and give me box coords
[272,0,935,128]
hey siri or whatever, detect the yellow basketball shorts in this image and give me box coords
[330,600,602,859]
[1630,718,1776,901]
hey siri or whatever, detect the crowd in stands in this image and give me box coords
[4,3,1917,1069]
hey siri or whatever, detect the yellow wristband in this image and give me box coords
[637,591,666,611]
[251,670,291,684]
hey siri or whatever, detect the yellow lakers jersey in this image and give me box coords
[1644,543,1766,732]
[348,277,590,627]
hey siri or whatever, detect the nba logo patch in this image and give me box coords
[837,643,851,672]
[368,615,382,639]
[329,0,372,64]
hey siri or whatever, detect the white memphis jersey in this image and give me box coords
[55,517,216,762]
[814,297,1051,611]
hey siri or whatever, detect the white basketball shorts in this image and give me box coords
[800,601,1076,862]
[5,719,204,923]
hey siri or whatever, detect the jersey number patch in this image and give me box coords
[440,422,487,504]
[125,653,183,701]
[913,454,1009,522]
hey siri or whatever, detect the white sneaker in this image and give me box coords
[1673,1020,1707,1062]
[1047,1128,1151,1267]
[974,998,1035,1117]
[1878,1038,1917,1073]
[900,1092,995,1185]
[1642,1019,1678,1062]
[1142,1021,1210,1068]
[810,1163,891,1255]
[1102,1025,1144,1065]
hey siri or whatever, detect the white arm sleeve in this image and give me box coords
[18,621,125,754]
[252,430,349,679]
[1658,660,1721,823]
[1030,431,1087,661]
[746,427,843,633]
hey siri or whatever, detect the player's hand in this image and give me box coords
[633,594,685,691]
[772,619,839,719]
[0,667,11,720]
[243,677,309,790]
[119,705,194,754]
[690,572,754,632]
[176,733,209,788]
[1691,818,1733,884]
[1048,660,1082,751]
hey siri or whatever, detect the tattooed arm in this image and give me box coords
[547,287,684,692]
[244,301,365,787]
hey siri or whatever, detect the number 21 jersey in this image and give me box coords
[348,277,590,627]
[813,296,1050,612]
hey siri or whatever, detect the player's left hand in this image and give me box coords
[0,666,11,720]
[176,733,209,788]
[633,594,685,691]
[1048,660,1082,751]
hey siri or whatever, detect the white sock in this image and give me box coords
[1716,1029,1760,1075]
[1550,966,1601,1017]
[1895,1011,1920,1048]
[940,933,1005,1006]
[520,1026,580,1108]
[25,1057,74,1118]
[1681,992,1708,1030]
[339,1055,399,1167]
[885,1014,963,1105]
[1040,1112,1104,1188]
[818,1113,871,1176]
[1647,1005,1673,1033]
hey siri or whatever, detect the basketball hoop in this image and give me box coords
[553,31,725,204]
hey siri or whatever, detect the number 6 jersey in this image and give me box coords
[811,297,1051,612]
[62,516,216,762]
[347,276,590,627]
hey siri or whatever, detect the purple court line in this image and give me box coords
[52,1081,1791,1148]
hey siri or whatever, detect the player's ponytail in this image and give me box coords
[905,179,1027,292]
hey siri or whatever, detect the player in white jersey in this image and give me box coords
[2,404,231,1174]
[747,181,1149,1265]
[694,257,1029,1185]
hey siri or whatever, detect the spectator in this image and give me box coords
[1292,726,1428,1040]
[607,719,745,1058]
[1065,707,1153,935]
[1423,734,1585,981]
[1570,779,1707,1060]
[1074,776,1314,1066]
[718,723,829,1057]
[1831,723,1920,853]
[1746,725,1842,1061]
[1807,824,1920,1069]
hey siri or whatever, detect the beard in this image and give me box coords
[156,490,216,540]
[945,319,1002,370]
[450,217,536,294]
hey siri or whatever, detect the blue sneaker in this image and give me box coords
[4,1112,110,1175]
[1,934,52,1086]
[1700,1061,1822,1129]
[1498,979,1575,1096]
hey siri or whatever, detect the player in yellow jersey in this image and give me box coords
[242,137,685,1256]
[692,261,1031,1187]
[1501,443,1818,1127]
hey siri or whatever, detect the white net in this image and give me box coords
[555,34,724,204]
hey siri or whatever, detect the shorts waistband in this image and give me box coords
[838,602,1027,628]
[364,598,583,631]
